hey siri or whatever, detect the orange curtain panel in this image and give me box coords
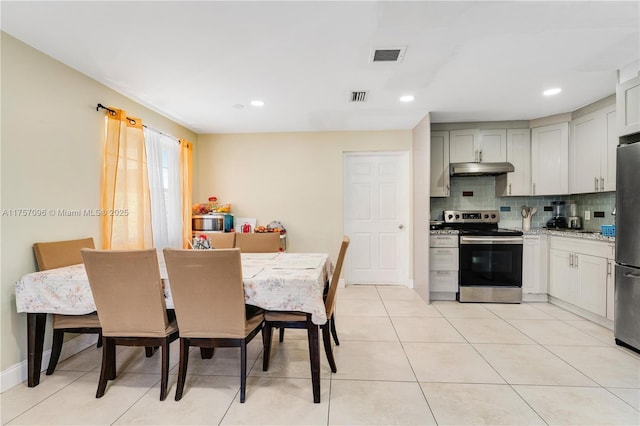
[179,139,193,248]
[101,108,153,249]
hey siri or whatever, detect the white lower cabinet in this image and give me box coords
[522,235,548,300]
[429,235,458,298]
[548,237,612,318]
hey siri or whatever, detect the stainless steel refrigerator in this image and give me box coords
[615,139,640,353]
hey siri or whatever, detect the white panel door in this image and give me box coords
[344,152,409,285]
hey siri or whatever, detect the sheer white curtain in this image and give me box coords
[144,128,182,249]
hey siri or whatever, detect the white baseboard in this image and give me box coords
[429,292,456,301]
[0,333,97,393]
[548,296,614,330]
[522,293,549,302]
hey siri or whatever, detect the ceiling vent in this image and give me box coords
[350,91,368,102]
[370,47,406,63]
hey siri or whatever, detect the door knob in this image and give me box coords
[398,224,404,229]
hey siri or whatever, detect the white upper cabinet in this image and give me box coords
[449,130,479,163]
[496,129,531,196]
[569,104,616,194]
[478,129,507,162]
[604,107,617,191]
[449,129,506,163]
[617,75,640,136]
[531,122,569,195]
[430,131,450,197]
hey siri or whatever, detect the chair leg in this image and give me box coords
[262,324,273,371]
[46,329,65,375]
[321,324,337,373]
[175,338,190,401]
[96,330,103,348]
[200,348,214,359]
[96,338,113,398]
[330,313,340,346]
[279,327,285,342]
[240,340,247,403]
[306,322,321,403]
[145,346,158,357]
[108,339,116,380]
[159,340,170,401]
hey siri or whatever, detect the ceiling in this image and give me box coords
[2,1,638,134]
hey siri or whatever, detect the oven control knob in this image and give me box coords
[447,214,453,220]
[484,214,489,219]
[491,214,496,219]
[455,214,460,219]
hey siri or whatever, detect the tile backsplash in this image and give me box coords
[430,176,616,231]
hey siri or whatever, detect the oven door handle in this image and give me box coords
[460,236,523,245]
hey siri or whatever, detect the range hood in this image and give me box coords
[449,162,515,176]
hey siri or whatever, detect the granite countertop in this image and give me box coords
[429,228,615,242]
[524,228,615,242]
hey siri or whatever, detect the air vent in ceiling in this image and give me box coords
[370,47,406,63]
[350,91,368,102]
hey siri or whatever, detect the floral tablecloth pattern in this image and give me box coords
[15,252,333,325]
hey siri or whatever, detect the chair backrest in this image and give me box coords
[81,249,169,337]
[163,248,248,338]
[208,232,236,249]
[325,236,350,318]
[234,232,280,253]
[33,237,95,271]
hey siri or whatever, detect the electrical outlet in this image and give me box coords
[584,210,591,220]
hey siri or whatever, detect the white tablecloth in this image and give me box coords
[15,252,333,325]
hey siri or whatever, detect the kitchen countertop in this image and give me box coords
[429,228,615,242]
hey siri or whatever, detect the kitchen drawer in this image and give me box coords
[430,235,458,248]
[429,247,459,271]
[549,236,611,258]
[430,270,458,292]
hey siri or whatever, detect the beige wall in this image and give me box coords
[0,32,197,375]
[412,114,431,301]
[196,131,413,262]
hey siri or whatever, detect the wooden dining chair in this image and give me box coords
[32,237,102,375]
[163,248,265,402]
[262,236,350,402]
[234,232,280,253]
[207,232,236,248]
[80,248,179,401]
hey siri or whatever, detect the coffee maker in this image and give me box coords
[546,201,568,229]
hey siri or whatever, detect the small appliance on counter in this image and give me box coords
[567,201,582,229]
[546,201,568,229]
[429,220,444,230]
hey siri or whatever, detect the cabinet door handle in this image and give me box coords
[479,150,483,162]
[607,261,612,276]
[575,254,578,268]
[474,149,478,162]
[600,177,604,191]
[569,253,573,267]
[446,184,450,196]
[532,183,536,195]
[594,177,599,192]
[508,183,512,195]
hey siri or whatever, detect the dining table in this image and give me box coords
[15,251,333,396]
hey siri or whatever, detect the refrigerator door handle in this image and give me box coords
[623,272,640,279]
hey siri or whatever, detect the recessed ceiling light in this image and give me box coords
[250,100,264,107]
[400,95,415,102]
[543,88,562,96]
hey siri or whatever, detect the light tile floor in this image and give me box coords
[2,285,639,425]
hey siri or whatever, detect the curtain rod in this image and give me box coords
[96,103,181,143]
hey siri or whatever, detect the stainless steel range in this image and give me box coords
[443,210,524,303]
